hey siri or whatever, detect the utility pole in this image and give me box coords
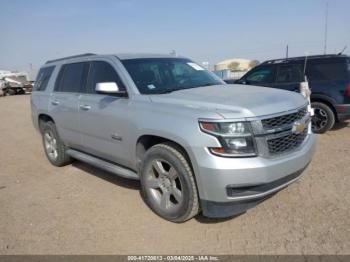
[323,1,329,54]
[286,44,289,58]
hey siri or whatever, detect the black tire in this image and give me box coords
[17,88,25,95]
[311,102,335,134]
[140,143,199,222]
[6,88,16,96]
[41,121,72,167]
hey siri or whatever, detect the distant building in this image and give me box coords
[213,58,259,80]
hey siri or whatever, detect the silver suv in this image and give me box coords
[31,53,315,222]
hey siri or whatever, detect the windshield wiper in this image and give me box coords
[156,83,217,94]
[157,87,181,94]
[181,83,216,90]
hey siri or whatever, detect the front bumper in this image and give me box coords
[200,165,308,218]
[191,133,316,218]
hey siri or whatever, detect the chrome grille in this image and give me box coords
[267,128,307,155]
[262,107,308,130]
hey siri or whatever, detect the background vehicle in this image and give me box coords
[235,54,350,133]
[31,53,315,222]
[0,70,33,95]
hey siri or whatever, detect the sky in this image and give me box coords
[1,0,349,75]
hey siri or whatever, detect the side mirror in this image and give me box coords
[95,82,127,96]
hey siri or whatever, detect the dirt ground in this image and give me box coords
[0,95,349,255]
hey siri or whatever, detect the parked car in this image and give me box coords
[31,53,315,222]
[223,79,236,84]
[234,54,350,133]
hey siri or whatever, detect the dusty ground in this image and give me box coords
[0,95,349,255]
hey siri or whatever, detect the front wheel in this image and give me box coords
[140,143,199,222]
[311,102,335,134]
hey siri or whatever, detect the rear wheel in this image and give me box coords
[140,143,199,222]
[41,121,72,166]
[311,102,335,134]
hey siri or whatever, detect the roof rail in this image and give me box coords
[45,53,96,64]
[261,54,346,65]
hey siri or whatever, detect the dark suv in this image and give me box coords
[234,54,350,133]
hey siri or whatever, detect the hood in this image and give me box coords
[149,84,307,119]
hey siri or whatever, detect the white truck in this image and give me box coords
[0,70,33,96]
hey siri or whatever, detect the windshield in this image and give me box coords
[121,58,224,94]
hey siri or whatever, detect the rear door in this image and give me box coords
[272,63,304,92]
[78,60,132,167]
[49,62,89,148]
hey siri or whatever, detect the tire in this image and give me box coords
[6,89,16,96]
[41,121,72,166]
[17,88,25,95]
[140,143,199,222]
[311,102,335,134]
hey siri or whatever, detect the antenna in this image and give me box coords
[323,1,329,54]
[303,54,308,82]
[337,46,347,55]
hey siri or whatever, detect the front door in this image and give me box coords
[78,60,132,167]
[272,64,304,92]
[241,65,275,88]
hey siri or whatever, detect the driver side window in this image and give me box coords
[86,61,125,94]
[245,66,274,83]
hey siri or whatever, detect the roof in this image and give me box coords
[45,53,186,64]
[116,53,185,60]
[261,54,348,65]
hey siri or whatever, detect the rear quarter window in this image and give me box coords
[307,59,349,81]
[33,66,55,91]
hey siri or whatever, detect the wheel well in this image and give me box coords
[136,135,191,169]
[38,114,54,133]
[311,98,338,121]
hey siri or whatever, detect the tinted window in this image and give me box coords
[34,66,55,91]
[307,60,349,81]
[276,64,303,83]
[55,62,87,92]
[245,66,274,83]
[86,61,125,93]
[121,58,223,94]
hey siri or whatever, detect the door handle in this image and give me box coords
[51,100,60,106]
[79,104,91,111]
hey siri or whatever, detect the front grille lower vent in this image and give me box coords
[267,128,307,155]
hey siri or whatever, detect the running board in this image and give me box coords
[66,149,139,180]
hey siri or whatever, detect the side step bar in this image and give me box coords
[66,149,139,180]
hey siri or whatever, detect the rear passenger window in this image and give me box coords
[276,64,303,83]
[86,61,125,94]
[55,62,88,92]
[307,61,348,81]
[34,66,55,91]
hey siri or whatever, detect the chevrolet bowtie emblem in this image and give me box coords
[292,121,306,134]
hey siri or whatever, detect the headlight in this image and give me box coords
[199,121,257,157]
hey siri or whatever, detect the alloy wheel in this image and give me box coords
[145,159,184,213]
[44,131,58,160]
[312,107,328,132]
